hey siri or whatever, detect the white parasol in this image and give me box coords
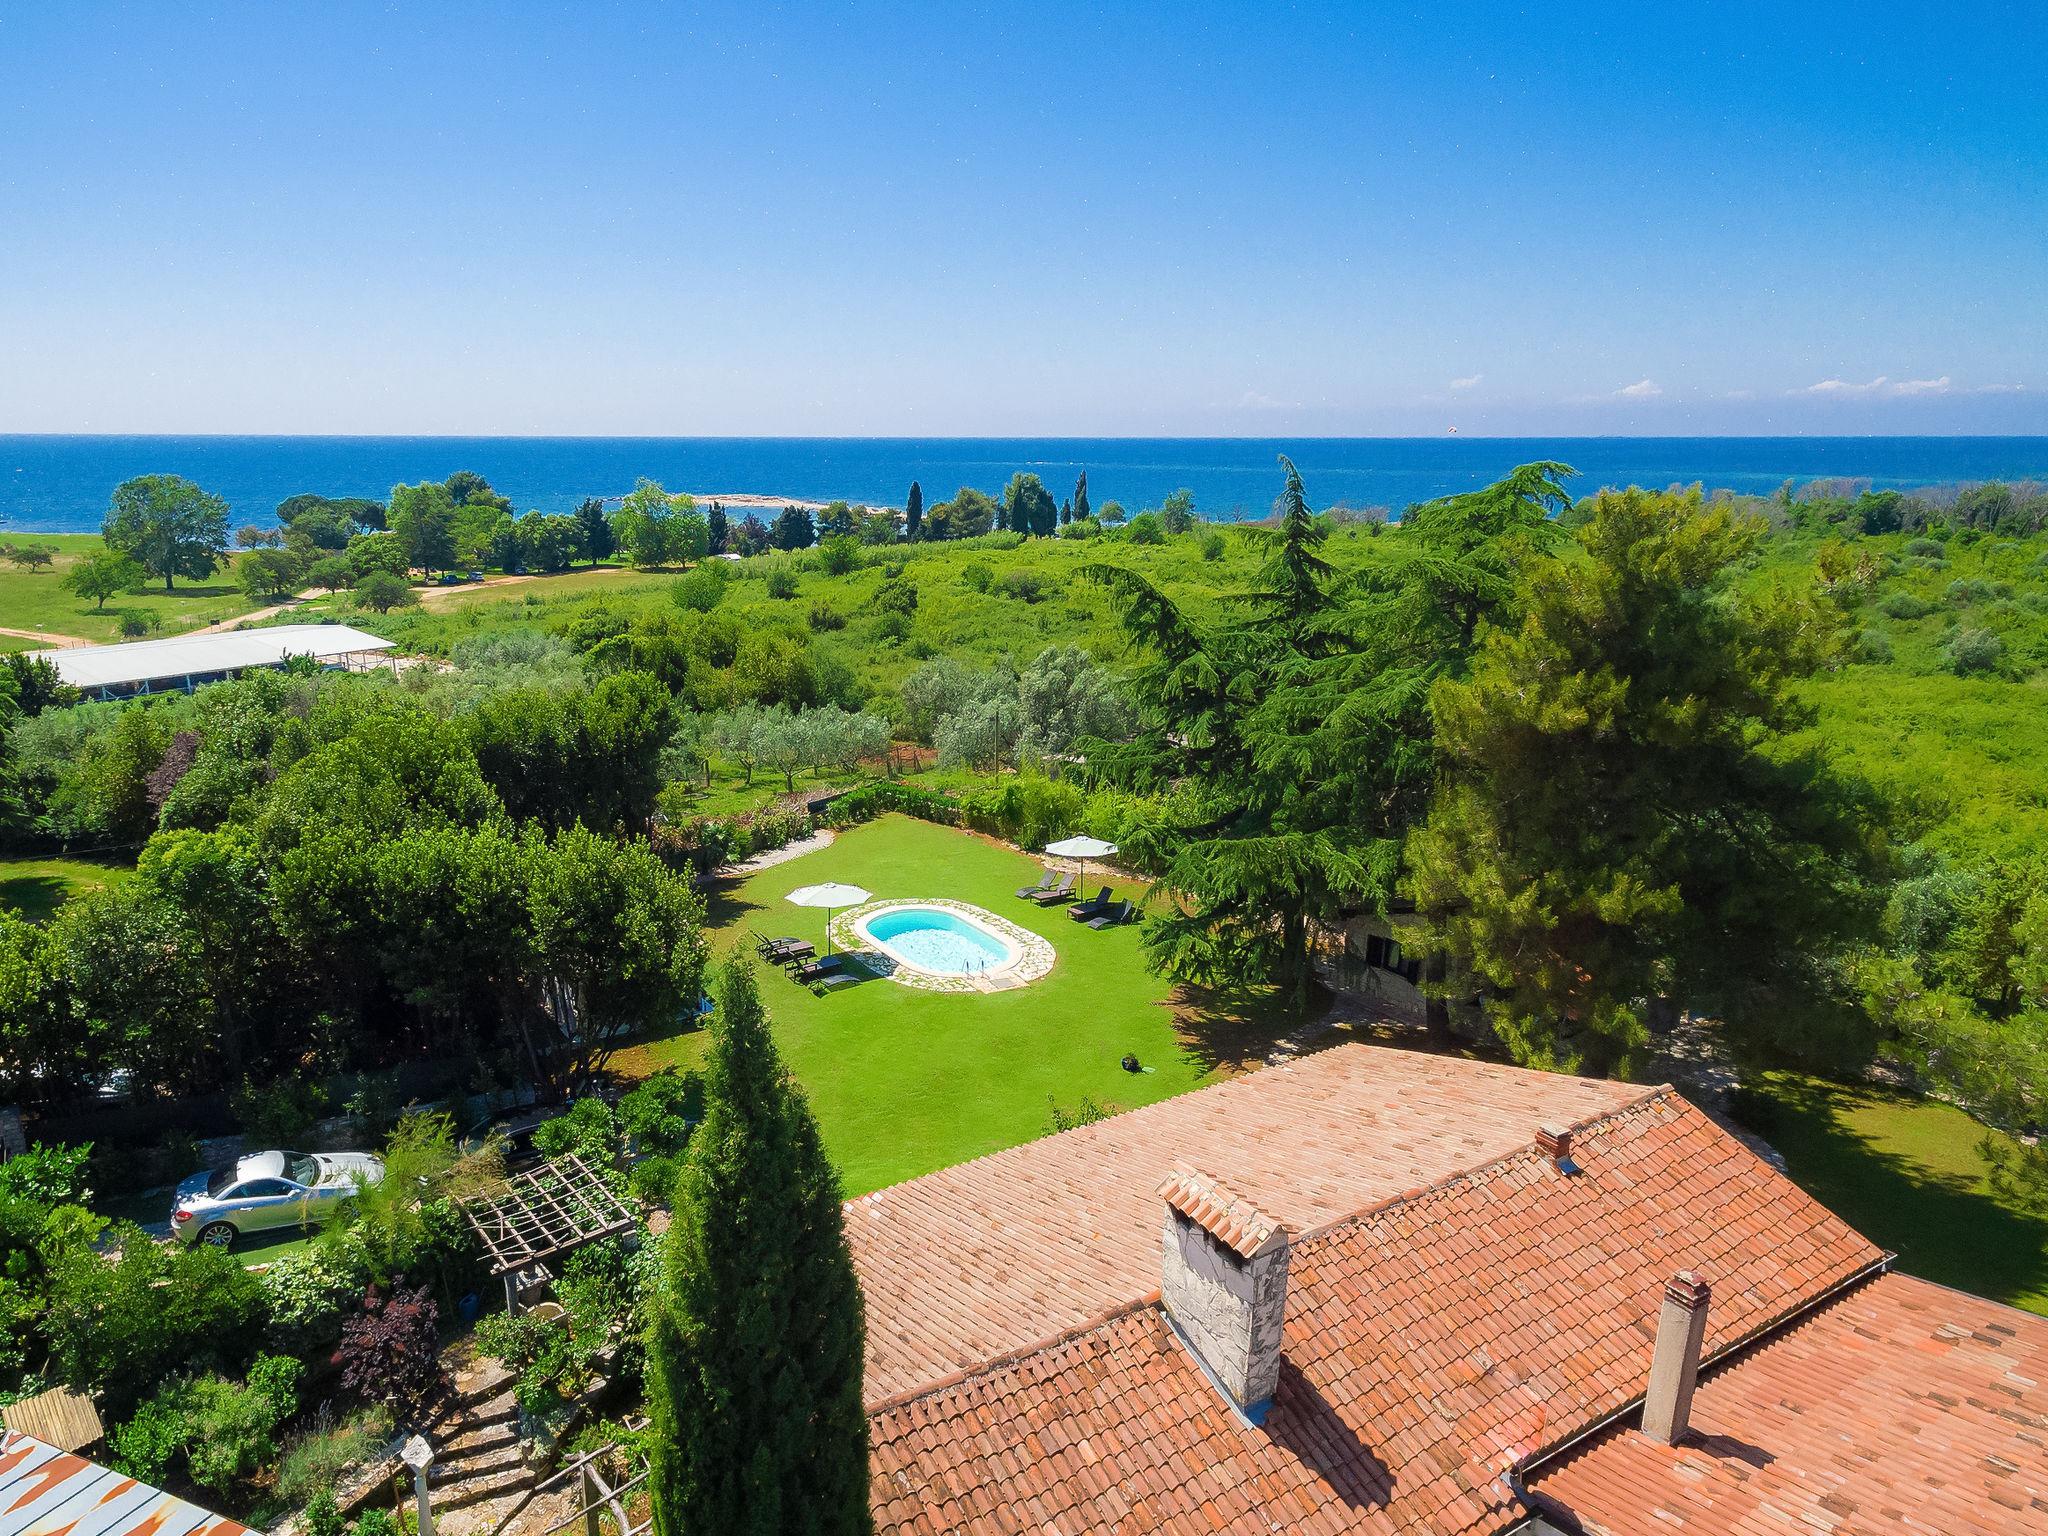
[1043,835,1118,904]
[785,882,871,957]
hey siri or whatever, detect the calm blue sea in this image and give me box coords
[4,436,2047,535]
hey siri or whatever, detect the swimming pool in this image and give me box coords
[857,904,1019,977]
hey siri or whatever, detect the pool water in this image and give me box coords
[861,906,1017,975]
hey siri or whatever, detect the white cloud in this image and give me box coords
[1973,382,2027,394]
[1801,375,1889,396]
[1890,376,1952,396]
[1448,373,1483,391]
[1236,389,1298,411]
[1616,378,1662,398]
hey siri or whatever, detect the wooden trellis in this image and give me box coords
[460,1154,640,1309]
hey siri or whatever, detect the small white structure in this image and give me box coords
[30,623,397,701]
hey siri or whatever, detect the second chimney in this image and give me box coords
[1641,1270,1711,1444]
[1157,1168,1290,1423]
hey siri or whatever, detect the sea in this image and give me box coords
[4,435,2047,535]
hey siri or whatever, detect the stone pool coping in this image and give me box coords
[828,898,1055,993]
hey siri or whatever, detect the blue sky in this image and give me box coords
[2,1,2043,435]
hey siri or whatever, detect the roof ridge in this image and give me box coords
[866,1081,1677,1423]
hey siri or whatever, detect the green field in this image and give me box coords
[1743,1071,2048,1315]
[0,854,133,921]
[0,533,263,644]
[616,813,1279,1195]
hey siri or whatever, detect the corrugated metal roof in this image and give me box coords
[30,624,395,690]
[0,1429,253,1536]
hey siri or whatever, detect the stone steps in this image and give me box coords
[432,1465,534,1513]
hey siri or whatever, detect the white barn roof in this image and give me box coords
[31,623,395,691]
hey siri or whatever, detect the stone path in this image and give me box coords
[429,1361,536,1536]
[722,828,836,876]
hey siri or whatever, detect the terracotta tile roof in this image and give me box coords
[1531,1270,2048,1536]
[1157,1168,1286,1259]
[850,1044,1646,1404]
[868,1088,1882,1535]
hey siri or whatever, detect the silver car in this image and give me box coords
[170,1149,385,1248]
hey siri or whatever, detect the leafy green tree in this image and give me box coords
[1407,485,1881,1074]
[647,957,870,1536]
[923,486,995,541]
[577,496,618,563]
[354,569,416,612]
[616,481,707,569]
[388,481,458,574]
[443,469,511,513]
[1160,488,1195,535]
[235,546,308,599]
[346,529,412,579]
[62,548,144,610]
[4,542,58,572]
[904,481,923,540]
[770,505,816,551]
[704,501,729,556]
[103,475,232,591]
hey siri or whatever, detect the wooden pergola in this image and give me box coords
[459,1154,640,1312]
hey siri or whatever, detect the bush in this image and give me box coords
[871,576,918,615]
[1946,577,2012,606]
[261,1246,368,1355]
[233,1073,329,1145]
[816,535,861,575]
[119,610,152,637]
[1879,592,1933,620]
[1200,531,1226,560]
[1124,512,1165,545]
[619,1069,702,1159]
[354,570,417,613]
[671,565,728,613]
[992,570,1045,603]
[532,1097,622,1168]
[334,1280,442,1417]
[763,567,799,599]
[960,562,993,593]
[806,600,845,632]
[1853,627,1893,663]
[1906,536,1946,557]
[278,1408,393,1511]
[109,1354,303,1498]
[1945,626,2005,675]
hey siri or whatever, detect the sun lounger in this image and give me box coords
[758,935,815,964]
[789,953,843,984]
[1085,898,1136,930]
[1015,867,1058,900]
[1068,888,1113,921]
[1030,872,1076,905]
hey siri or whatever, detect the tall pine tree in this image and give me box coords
[575,498,616,564]
[1073,470,1090,522]
[647,957,871,1536]
[904,481,923,541]
[705,501,729,555]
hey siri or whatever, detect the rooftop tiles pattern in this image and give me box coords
[0,1430,252,1536]
[1157,1168,1286,1258]
[850,1044,1646,1405]
[1532,1269,2048,1536]
[868,1089,1882,1536]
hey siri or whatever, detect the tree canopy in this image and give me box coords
[103,475,231,591]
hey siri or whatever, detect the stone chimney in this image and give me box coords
[1157,1168,1290,1423]
[1641,1271,1710,1444]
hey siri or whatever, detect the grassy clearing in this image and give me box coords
[0,854,132,921]
[1742,1070,2048,1315]
[611,813,1285,1195]
[0,533,262,643]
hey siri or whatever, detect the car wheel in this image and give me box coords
[196,1221,237,1250]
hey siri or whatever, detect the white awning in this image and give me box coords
[31,623,396,691]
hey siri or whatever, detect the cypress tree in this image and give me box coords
[575,497,615,564]
[706,501,729,555]
[1059,497,1071,526]
[904,481,923,541]
[1073,470,1090,523]
[647,956,871,1536]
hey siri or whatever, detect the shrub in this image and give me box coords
[1124,511,1165,545]
[960,562,993,593]
[992,570,1044,603]
[278,1406,394,1509]
[119,610,152,637]
[629,1154,682,1207]
[1906,537,1945,557]
[353,1508,399,1536]
[109,1354,302,1498]
[305,1489,347,1536]
[816,535,861,575]
[763,567,799,599]
[354,570,416,613]
[532,1097,622,1168]
[261,1246,367,1355]
[1878,592,1933,620]
[671,565,728,613]
[619,1069,702,1158]
[806,600,845,632]
[1200,531,1226,560]
[1853,628,1893,663]
[1945,626,2005,675]
[0,1141,92,1204]
[334,1280,442,1417]
[871,576,918,615]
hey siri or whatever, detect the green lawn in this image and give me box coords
[1742,1071,2048,1315]
[0,534,262,643]
[0,855,133,922]
[617,813,1272,1195]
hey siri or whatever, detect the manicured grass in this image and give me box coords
[1743,1071,2048,1315]
[616,814,1272,1196]
[0,533,262,643]
[0,854,132,922]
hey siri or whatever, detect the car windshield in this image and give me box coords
[204,1167,239,1197]
[286,1152,320,1185]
